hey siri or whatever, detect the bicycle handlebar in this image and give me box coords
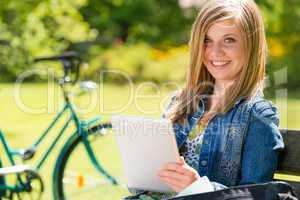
[33,51,79,62]
[33,51,80,85]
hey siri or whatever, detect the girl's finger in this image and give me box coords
[159,164,193,177]
[159,176,184,192]
[162,163,186,174]
[158,170,190,184]
[179,156,186,164]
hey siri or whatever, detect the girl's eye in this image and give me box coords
[204,38,211,44]
[224,37,236,43]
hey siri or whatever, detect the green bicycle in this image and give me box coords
[0,52,128,200]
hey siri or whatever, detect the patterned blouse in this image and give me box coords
[124,123,206,200]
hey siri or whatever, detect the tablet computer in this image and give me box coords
[111,115,180,193]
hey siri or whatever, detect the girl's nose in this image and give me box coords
[210,43,225,57]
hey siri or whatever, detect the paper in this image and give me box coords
[175,176,214,197]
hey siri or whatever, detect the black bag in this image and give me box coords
[170,181,298,200]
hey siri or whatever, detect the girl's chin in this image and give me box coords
[210,72,240,84]
[207,69,235,81]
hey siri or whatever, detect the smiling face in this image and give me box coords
[203,19,245,85]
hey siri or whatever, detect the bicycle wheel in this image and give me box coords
[53,122,130,200]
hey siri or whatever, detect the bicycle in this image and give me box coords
[0,52,129,200]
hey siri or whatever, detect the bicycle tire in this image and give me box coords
[53,122,129,200]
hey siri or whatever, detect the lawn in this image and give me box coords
[0,83,299,199]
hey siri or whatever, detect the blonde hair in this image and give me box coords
[169,0,267,125]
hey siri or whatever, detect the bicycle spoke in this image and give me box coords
[63,170,127,188]
[62,170,125,196]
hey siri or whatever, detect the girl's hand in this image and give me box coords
[157,156,200,193]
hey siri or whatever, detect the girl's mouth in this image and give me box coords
[210,61,231,67]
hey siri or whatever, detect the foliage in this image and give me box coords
[0,0,96,81]
[79,0,196,46]
[258,0,300,90]
[0,0,299,91]
[83,43,188,84]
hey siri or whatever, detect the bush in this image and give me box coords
[83,43,189,84]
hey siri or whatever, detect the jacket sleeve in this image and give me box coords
[239,100,284,185]
[164,98,284,192]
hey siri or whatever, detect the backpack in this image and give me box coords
[170,181,298,200]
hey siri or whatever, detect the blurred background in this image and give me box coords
[0,0,299,89]
[0,0,299,199]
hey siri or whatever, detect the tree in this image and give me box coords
[0,0,95,81]
[79,0,197,46]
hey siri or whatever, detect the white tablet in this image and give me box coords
[111,115,180,193]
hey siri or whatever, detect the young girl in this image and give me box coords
[124,0,284,199]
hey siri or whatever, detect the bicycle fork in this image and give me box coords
[81,129,118,185]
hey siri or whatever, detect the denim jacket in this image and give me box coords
[163,91,284,190]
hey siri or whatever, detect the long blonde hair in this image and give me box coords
[169,0,267,125]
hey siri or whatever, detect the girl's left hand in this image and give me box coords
[157,156,201,193]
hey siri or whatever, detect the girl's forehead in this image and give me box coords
[206,19,241,36]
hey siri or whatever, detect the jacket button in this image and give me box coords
[201,160,207,166]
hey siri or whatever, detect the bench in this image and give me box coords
[276,129,300,196]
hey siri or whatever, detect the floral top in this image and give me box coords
[181,123,205,171]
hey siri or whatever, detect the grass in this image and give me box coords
[0,83,299,199]
[0,82,174,199]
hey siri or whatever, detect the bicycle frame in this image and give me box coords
[0,99,76,169]
[0,84,117,195]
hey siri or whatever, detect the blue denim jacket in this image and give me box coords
[163,91,284,190]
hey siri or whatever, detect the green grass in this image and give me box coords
[0,83,174,199]
[0,83,299,199]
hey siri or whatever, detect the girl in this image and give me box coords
[125,0,284,199]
